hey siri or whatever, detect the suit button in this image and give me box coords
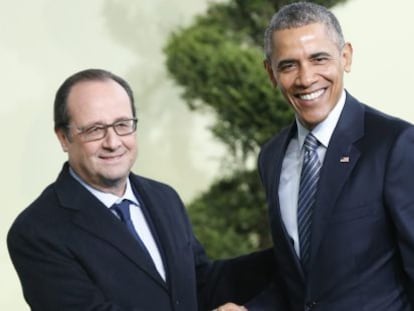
[175,300,179,305]
[306,301,317,309]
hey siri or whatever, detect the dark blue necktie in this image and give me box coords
[297,133,321,273]
[111,200,152,259]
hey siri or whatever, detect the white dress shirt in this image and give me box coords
[278,90,346,257]
[69,169,166,281]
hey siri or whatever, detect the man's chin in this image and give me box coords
[99,174,128,188]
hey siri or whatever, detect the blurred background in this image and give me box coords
[1,0,413,309]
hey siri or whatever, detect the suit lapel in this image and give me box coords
[129,177,176,284]
[54,165,167,289]
[307,94,365,286]
[268,125,307,284]
[129,177,185,293]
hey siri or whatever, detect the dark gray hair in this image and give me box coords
[264,2,345,62]
[54,68,136,132]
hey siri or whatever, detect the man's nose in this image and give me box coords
[102,127,121,149]
[295,64,316,88]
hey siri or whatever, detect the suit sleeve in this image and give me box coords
[183,181,281,308]
[146,181,279,310]
[7,218,145,311]
[385,126,414,303]
[196,245,277,310]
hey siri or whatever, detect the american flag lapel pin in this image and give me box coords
[340,156,350,163]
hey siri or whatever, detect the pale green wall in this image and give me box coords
[1,0,413,309]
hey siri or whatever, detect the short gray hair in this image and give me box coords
[264,2,345,62]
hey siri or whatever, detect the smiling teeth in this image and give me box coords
[299,89,324,101]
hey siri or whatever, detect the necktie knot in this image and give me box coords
[304,133,319,153]
[111,199,132,222]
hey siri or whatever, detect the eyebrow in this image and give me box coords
[309,51,332,59]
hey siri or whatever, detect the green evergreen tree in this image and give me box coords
[164,0,348,258]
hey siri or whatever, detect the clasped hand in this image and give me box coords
[212,302,247,311]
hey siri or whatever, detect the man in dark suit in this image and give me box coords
[256,2,414,310]
[7,69,274,311]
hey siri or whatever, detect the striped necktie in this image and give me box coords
[297,133,321,273]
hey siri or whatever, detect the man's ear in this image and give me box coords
[264,60,278,88]
[342,42,353,73]
[55,128,70,152]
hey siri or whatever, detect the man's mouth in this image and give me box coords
[297,89,325,101]
[100,153,124,161]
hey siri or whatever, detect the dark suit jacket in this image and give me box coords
[257,93,414,311]
[8,163,274,311]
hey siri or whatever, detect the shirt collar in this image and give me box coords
[69,167,139,208]
[296,89,346,150]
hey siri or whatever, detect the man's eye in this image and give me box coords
[115,122,129,128]
[313,57,328,63]
[85,126,103,134]
[278,63,295,72]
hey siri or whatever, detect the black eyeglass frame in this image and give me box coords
[66,118,138,142]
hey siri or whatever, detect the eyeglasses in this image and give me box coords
[68,118,138,142]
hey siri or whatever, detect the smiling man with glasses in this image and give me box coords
[54,73,139,197]
[7,68,275,311]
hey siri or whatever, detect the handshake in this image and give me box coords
[213,303,248,311]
